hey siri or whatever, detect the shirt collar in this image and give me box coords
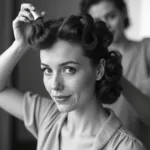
[92,108,122,149]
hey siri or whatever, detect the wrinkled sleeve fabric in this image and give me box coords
[116,136,146,150]
[23,91,60,138]
[111,129,147,150]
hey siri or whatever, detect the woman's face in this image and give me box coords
[88,1,125,43]
[40,40,99,113]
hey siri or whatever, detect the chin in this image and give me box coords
[112,35,118,43]
[57,105,76,113]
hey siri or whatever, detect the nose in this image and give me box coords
[105,22,111,31]
[50,73,64,91]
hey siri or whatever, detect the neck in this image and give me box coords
[66,96,108,136]
[109,34,130,53]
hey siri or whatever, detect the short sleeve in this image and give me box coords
[117,138,146,150]
[139,38,150,96]
[115,129,147,150]
[23,91,60,138]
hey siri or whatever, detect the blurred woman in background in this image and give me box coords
[80,0,150,149]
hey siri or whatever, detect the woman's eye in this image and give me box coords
[63,67,76,74]
[41,68,52,75]
[108,13,116,20]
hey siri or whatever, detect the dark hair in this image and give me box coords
[80,0,130,29]
[27,13,122,104]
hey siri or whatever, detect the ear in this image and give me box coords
[96,59,105,81]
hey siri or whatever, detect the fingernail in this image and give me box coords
[30,11,41,20]
[31,6,35,10]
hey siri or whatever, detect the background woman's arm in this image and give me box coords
[121,76,150,126]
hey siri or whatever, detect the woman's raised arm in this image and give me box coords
[0,3,44,120]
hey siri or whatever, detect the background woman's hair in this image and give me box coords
[80,0,130,29]
[26,13,122,104]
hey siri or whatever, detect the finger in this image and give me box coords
[20,3,43,21]
[17,15,30,23]
[30,10,42,20]
[21,3,35,11]
[13,16,30,28]
[19,9,34,21]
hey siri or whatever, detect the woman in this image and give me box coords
[0,3,146,150]
[80,0,150,149]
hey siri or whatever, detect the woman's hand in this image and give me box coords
[12,3,45,48]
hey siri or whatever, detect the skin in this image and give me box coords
[40,40,99,113]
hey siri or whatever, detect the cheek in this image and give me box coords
[110,19,119,29]
[42,72,96,97]
[69,72,96,94]
[115,17,124,30]
[109,15,122,29]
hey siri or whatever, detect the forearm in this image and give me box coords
[121,76,150,126]
[0,41,29,91]
[0,3,42,121]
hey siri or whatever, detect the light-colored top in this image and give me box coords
[104,38,150,149]
[23,91,146,150]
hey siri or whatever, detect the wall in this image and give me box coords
[125,0,141,40]
[140,0,150,38]
[0,1,16,150]
[125,0,150,40]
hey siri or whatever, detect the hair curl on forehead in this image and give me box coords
[80,0,130,29]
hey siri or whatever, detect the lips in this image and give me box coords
[52,95,71,103]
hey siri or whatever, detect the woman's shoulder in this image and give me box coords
[23,91,60,125]
[126,39,150,61]
[141,38,150,44]
[23,91,59,116]
[109,127,147,150]
[136,38,150,63]
[22,91,61,137]
[130,38,150,47]
[23,91,54,108]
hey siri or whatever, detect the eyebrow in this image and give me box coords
[41,61,80,67]
[106,10,117,15]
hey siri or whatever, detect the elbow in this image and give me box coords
[0,85,11,93]
[0,81,12,93]
[0,77,12,92]
[0,87,7,93]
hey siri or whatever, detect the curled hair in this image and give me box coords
[96,51,122,104]
[80,0,130,29]
[26,13,122,104]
